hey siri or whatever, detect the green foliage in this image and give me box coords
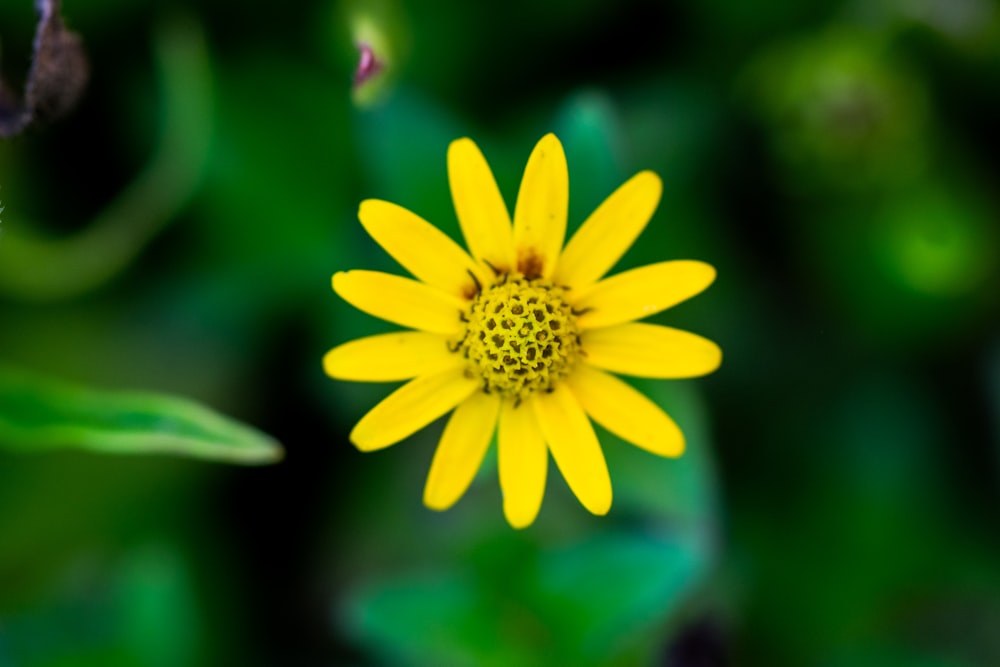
[742,26,930,193]
[1,546,203,667]
[0,365,281,464]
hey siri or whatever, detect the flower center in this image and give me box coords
[457,273,581,400]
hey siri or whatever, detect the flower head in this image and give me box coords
[325,133,721,528]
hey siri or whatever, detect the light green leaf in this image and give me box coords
[0,365,282,464]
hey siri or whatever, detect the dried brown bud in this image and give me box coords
[0,0,89,137]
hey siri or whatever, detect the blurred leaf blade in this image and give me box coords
[344,571,519,667]
[0,365,282,464]
[533,530,710,665]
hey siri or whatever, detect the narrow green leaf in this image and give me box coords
[0,365,282,464]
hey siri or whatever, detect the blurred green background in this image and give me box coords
[2,0,1000,665]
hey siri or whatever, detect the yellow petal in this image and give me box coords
[582,323,722,378]
[359,199,489,298]
[553,171,662,289]
[323,332,460,382]
[573,261,716,330]
[532,386,612,516]
[512,133,568,279]
[566,364,684,457]
[448,138,515,272]
[350,367,479,452]
[423,391,500,510]
[333,270,465,335]
[497,397,548,528]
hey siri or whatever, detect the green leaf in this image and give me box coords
[553,91,627,235]
[535,531,708,665]
[0,365,282,464]
[355,87,465,243]
[344,571,524,667]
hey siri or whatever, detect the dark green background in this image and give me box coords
[2,0,1000,665]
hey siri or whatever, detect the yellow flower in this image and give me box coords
[325,133,721,528]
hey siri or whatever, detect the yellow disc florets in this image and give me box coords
[457,272,581,400]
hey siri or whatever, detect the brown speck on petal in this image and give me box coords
[518,251,545,280]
